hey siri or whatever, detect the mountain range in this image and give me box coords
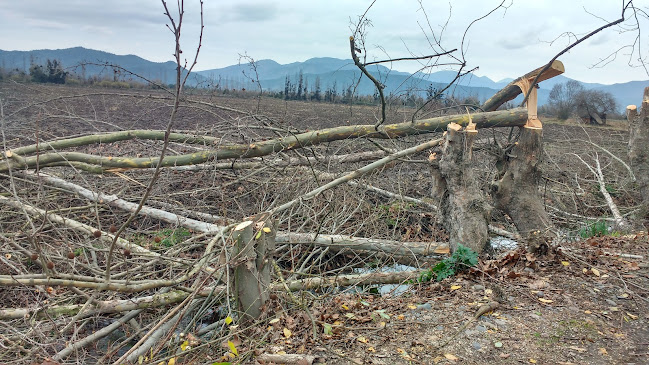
[1,47,646,110]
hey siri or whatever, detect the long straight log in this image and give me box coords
[1,108,528,172]
[276,233,448,257]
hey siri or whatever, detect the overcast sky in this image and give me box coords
[1,0,647,84]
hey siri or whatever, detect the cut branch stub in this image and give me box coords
[231,214,275,322]
[514,78,542,129]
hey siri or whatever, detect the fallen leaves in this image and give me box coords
[443,353,459,362]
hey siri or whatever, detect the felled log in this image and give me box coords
[0,108,528,173]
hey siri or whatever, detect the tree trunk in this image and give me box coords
[491,127,554,253]
[231,214,276,322]
[627,87,649,229]
[435,123,490,253]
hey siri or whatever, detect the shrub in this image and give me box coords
[578,220,609,238]
[419,244,478,282]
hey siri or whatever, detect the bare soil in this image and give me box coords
[255,237,648,365]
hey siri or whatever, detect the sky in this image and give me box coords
[1,0,648,85]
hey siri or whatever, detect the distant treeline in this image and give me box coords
[1,58,489,111]
[207,70,462,108]
[0,58,164,89]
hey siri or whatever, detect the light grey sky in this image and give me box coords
[1,0,647,84]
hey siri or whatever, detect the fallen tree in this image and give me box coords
[1,108,528,173]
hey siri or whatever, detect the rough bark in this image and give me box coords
[0,108,528,173]
[628,86,649,228]
[231,215,275,321]
[491,127,554,253]
[436,123,490,253]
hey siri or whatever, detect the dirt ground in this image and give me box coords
[249,235,648,365]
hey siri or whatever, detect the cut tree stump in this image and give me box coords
[231,213,276,322]
[491,126,553,253]
[434,121,490,253]
[628,87,649,228]
[482,61,564,253]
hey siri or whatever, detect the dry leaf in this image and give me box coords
[529,280,549,289]
[561,261,570,266]
[283,328,292,338]
[568,346,586,352]
[367,347,376,352]
[591,268,601,277]
[529,359,537,363]
[538,298,553,304]
[450,285,461,291]
[262,227,272,233]
[407,304,417,309]
[444,353,459,362]
[269,318,280,324]
[357,336,368,343]
[598,348,608,355]
[626,312,638,320]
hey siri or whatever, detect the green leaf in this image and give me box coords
[255,230,262,240]
[227,340,238,356]
[224,316,233,325]
[323,323,333,335]
[375,309,391,319]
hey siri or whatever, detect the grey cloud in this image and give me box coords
[216,2,279,23]
[232,3,279,22]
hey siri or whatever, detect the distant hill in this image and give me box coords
[197,58,646,109]
[0,47,206,86]
[1,47,646,109]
